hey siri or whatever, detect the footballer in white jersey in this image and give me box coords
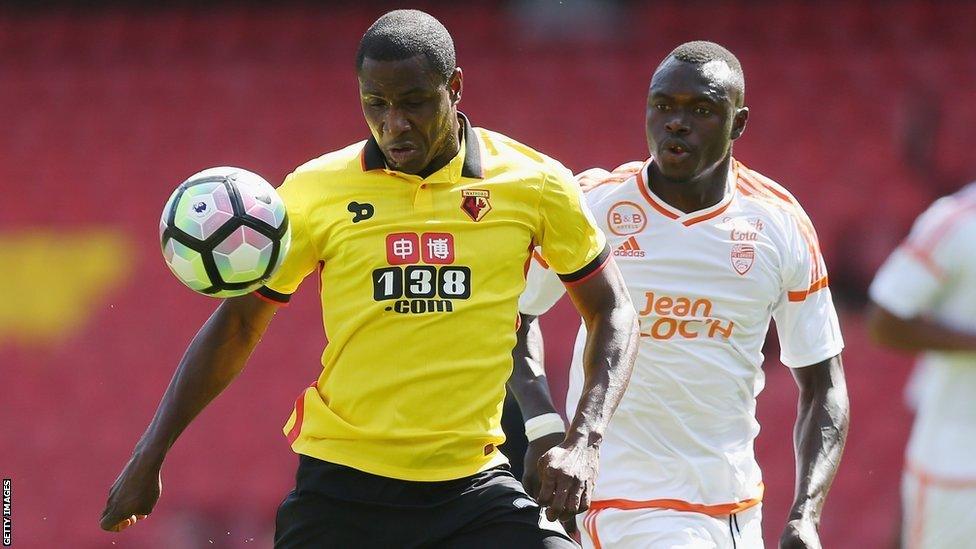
[868,183,976,549]
[509,42,849,549]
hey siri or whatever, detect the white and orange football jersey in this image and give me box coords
[870,183,976,478]
[521,158,844,515]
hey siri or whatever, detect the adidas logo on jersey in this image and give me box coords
[613,236,645,258]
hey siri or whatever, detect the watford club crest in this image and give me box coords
[461,189,492,222]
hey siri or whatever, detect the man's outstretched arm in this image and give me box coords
[99,294,279,532]
[867,302,976,352]
[780,354,849,549]
[535,258,639,522]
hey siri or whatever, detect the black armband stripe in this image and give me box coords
[255,286,292,304]
[558,244,612,285]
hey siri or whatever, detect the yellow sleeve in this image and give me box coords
[255,172,319,304]
[536,166,609,285]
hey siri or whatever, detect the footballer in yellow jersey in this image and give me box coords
[256,112,609,483]
[101,10,639,548]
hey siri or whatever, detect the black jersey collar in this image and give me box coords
[360,112,483,179]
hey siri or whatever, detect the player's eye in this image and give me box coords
[654,103,670,112]
[695,106,711,116]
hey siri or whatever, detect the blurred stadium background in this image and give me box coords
[2,0,975,546]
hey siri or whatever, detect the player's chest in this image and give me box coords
[307,179,537,272]
[607,212,784,325]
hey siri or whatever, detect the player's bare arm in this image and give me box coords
[99,294,278,532]
[507,313,563,498]
[781,354,849,549]
[509,164,648,500]
[535,258,639,523]
[867,303,976,352]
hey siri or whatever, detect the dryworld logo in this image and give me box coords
[348,201,374,223]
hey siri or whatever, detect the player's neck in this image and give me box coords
[648,155,731,214]
[417,117,463,179]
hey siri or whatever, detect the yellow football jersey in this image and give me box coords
[257,114,608,481]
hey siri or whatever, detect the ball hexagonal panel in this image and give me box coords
[236,173,286,229]
[163,238,212,291]
[212,226,274,283]
[160,186,180,241]
[174,182,235,241]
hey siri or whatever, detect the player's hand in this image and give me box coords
[522,433,579,536]
[522,432,563,498]
[535,438,599,523]
[99,453,163,532]
[779,518,822,549]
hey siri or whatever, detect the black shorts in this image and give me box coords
[274,455,577,549]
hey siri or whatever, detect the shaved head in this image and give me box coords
[356,9,457,82]
[659,41,745,107]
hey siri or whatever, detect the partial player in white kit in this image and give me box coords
[868,182,976,549]
[509,42,849,549]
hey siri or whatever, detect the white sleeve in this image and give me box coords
[772,214,844,368]
[868,247,942,319]
[519,253,566,316]
[868,198,965,319]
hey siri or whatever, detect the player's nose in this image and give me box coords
[383,107,412,136]
[664,116,690,135]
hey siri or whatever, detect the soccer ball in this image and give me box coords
[159,167,291,297]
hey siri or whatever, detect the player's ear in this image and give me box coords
[449,67,463,105]
[730,107,749,140]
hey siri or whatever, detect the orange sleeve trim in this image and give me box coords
[591,484,764,516]
[788,276,829,302]
[902,245,945,279]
